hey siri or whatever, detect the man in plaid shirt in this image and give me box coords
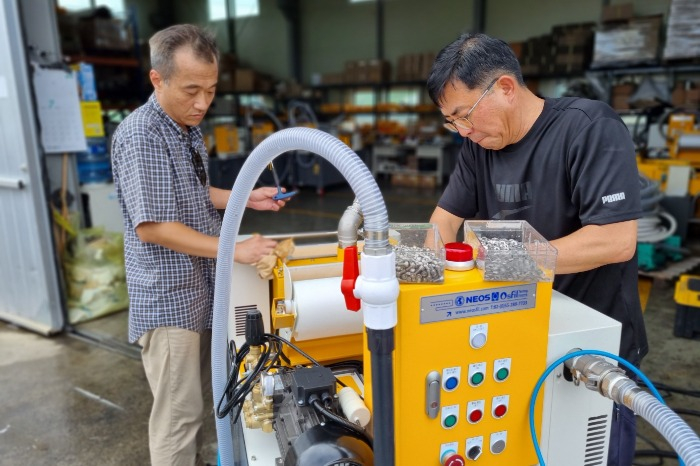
[112,24,288,465]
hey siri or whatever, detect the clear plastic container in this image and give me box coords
[463,220,557,282]
[389,223,445,284]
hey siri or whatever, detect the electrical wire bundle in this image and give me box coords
[216,309,371,445]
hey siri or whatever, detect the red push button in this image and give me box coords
[493,404,507,418]
[469,409,483,423]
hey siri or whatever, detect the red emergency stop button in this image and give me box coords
[442,452,466,466]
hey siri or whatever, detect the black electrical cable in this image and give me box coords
[216,340,276,422]
[640,380,700,398]
[634,449,679,460]
[632,431,664,466]
[265,332,323,366]
[217,331,367,429]
[310,397,373,448]
[672,407,700,418]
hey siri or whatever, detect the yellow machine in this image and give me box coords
[223,218,624,466]
[637,112,700,215]
[213,127,700,466]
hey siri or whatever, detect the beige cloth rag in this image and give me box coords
[255,238,295,279]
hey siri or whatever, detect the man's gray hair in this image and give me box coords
[149,24,219,81]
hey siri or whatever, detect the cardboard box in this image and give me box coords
[663,0,700,61]
[601,3,634,23]
[420,52,436,80]
[368,59,390,83]
[592,16,662,67]
[218,70,237,93]
[235,68,256,92]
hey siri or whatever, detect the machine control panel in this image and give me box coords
[395,275,552,465]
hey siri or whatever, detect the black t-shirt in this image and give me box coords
[439,97,648,363]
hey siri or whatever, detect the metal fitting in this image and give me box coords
[565,352,625,395]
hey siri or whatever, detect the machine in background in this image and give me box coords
[633,110,700,271]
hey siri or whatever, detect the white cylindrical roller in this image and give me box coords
[338,386,371,428]
[292,276,364,341]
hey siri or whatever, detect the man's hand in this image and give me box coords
[247,187,289,211]
[234,234,278,264]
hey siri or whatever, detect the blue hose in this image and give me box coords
[528,349,686,466]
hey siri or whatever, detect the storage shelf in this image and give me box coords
[65,55,140,68]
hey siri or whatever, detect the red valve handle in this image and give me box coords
[341,246,361,311]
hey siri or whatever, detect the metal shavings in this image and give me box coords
[394,245,443,283]
[478,236,545,282]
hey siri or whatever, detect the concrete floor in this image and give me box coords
[1,179,700,465]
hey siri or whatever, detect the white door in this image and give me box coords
[0,0,64,334]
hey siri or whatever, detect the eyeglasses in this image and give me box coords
[444,78,498,133]
[189,146,208,186]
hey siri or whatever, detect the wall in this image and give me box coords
[233,0,288,78]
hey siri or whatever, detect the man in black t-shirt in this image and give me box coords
[427,33,647,466]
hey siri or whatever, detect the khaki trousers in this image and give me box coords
[139,327,212,466]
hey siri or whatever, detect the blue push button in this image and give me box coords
[445,377,459,390]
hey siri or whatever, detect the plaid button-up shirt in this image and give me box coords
[112,94,220,343]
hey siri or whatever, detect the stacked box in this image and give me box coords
[610,82,636,110]
[600,3,634,24]
[663,0,700,61]
[396,52,435,81]
[520,34,555,76]
[671,81,700,108]
[368,59,391,83]
[591,16,662,68]
[217,53,238,93]
[551,23,595,74]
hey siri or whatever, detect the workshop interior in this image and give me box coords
[2,0,700,465]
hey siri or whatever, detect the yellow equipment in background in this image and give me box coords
[637,112,700,215]
[673,274,700,340]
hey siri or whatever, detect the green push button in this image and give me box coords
[443,414,457,428]
[471,372,484,386]
[496,367,510,381]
